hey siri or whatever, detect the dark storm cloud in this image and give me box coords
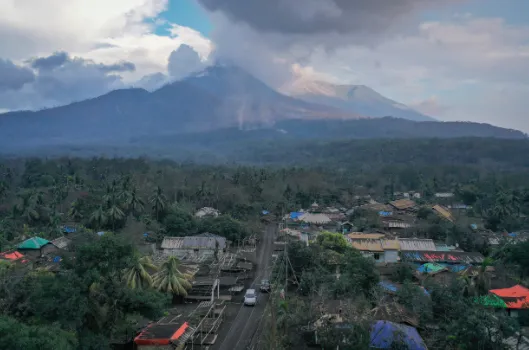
[31,51,69,71]
[97,61,136,73]
[197,0,453,35]
[0,58,35,91]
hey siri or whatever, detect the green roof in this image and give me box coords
[18,237,50,250]
[474,294,507,308]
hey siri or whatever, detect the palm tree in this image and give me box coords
[153,256,192,301]
[150,186,167,221]
[124,255,158,290]
[106,201,125,231]
[68,200,83,222]
[460,257,493,297]
[125,187,144,218]
[89,205,107,230]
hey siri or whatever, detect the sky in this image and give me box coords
[0,0,528,132]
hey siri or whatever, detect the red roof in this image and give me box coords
[490,285,529,309]
[134,322,188,345]
[0,250,24,261]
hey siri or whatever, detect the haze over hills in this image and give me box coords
[281,77,436,122]
[0,64,525,156]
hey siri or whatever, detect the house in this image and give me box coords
[347,233,386,240]
[161,234,226,261]
[195,207,220,218]
[435,192,454,198]
[380,239,400,263]
[338,221,354,234]
[0,250,28,264]
[350,239,384,262]
[349,237,400,263]
[382,219,412,229]
[489,285,529,318]
[17,237,57,258]
[389,199,417,211]
[401,251,485,264]
[432,205,454,222]
[398,238,436,252]
[135,315,194,350]
[298,213,332,225]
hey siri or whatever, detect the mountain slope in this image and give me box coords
[0,65,359,151]
[282,78,436,121]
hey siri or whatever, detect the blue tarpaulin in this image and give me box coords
[370,320,427,350]
[63,226,76,233]
[290,212,303,219]
[96,231,105,236]
[470,224,478,230]
[53,256,61,263]
[509,232,517,237]
[379,281,398,293]
[379,211,393,217]
[262,210,269,215]
[143,233,149,237]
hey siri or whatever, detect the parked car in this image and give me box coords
[260,279,271,293]
[244,289,257,306]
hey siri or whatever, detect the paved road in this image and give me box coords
[214,224,276,350]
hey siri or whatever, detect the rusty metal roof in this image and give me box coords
[347,233,385,240]
[432,205,454,222]
[51,236,71,250]
[381,239,400,250]
[161,235,226,250]
[389,199,416,210]
[350,239,384,252]
[398,238,436,251]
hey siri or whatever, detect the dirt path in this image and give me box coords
[213,224,276,350]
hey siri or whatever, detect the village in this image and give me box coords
[2,188,529,350]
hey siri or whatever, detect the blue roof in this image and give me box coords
[370,321,427,349]
[379,211,393,217]
[379,281,398,293]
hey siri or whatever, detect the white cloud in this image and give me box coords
[0,0,213,109]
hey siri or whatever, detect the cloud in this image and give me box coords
[0,53,134,110]
[197,0,455,38]
[0,58,35,91]
[97,61,136,73]
[168,44,207,79]
[31,51,69,71]
[409,97,450,117]
[0,1,212,110]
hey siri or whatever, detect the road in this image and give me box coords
[213,224,276,350]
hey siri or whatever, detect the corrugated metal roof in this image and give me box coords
[51,236,71,250]
[401,251,485,264]
[398,238,436,251]
[161,235,226,250]
[432,205,454,222]
[490,285,529,309]
[389,199,416,210]
[298,213,331,224]
[350,239,383,252]
[381,239,400,250]
[348,233,385,240]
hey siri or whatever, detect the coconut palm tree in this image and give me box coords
[153,256,192,301]
[125,187,144,218]
[124,255,158,290]
[150,186,167,221]
[68,200,83,222]
[89,205,107,230]
[106,201,125,231]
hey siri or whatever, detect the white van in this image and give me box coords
[244,289,257,306]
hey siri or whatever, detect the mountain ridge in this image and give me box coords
[281,77,436,122]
